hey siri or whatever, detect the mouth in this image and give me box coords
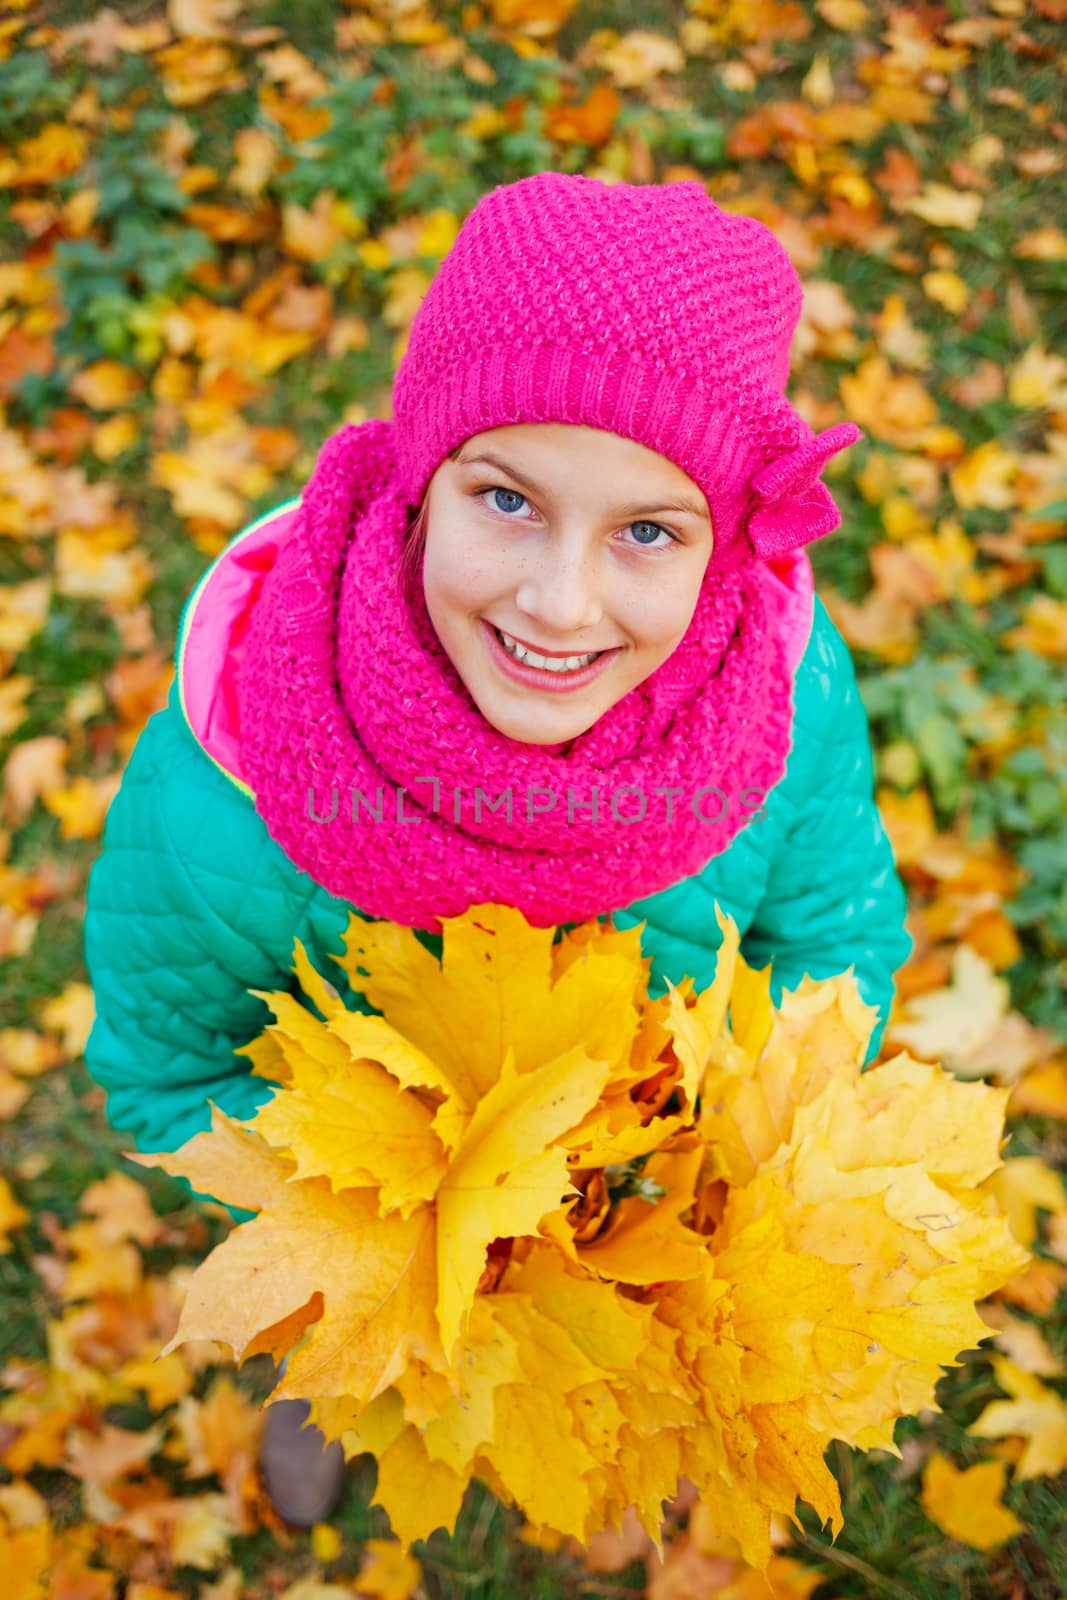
[482,620,621,692]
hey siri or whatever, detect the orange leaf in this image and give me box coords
[995,1258,1067,1317]
[543,82,620,148]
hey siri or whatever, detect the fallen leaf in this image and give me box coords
[887,944,1009,1070]
[978,1303,1067,1378]
[967,1354,1067,1479]
[65,1421,167,1487]
[919,1451,1024,1549]
[0,1175,29,1252]
[896,182,984,229]
[979,1157,1067,1250]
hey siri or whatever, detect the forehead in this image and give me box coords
[457,423,705,498]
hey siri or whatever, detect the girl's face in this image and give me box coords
[420,423,715,746]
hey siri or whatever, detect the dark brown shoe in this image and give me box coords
[259,1398,346,1527]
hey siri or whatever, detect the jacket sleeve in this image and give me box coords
[82,685,323,1184]
[739,599,913,1067]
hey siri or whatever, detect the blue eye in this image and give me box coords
[628,520,673,548]
[477,487,678,551]
[489,487,526,515]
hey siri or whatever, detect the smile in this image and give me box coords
[482,620,621,691]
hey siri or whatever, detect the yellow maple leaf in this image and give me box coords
[277,1580,355,1600]
[116,1349,195,1411]
[329,904,643,1109]
[142,1123,444,1406]
[10,122,88,184]
[415,208,461,260]
[0,1175,29,1253]
[897,182,984,230]
[980,1302,1067,1379]
[1009,1058,1067,1122]
[1007,342,1067,409]
[488,0,579,39]
[0,579,51,655]
[816,0,870,27]
[949,440,1020,510]
[137,903,1029,1578]
[90,412,140,464]
[839,355,939,447]
[920,1451,1024,1549]
[1003,595,1067,661]
[68,359,144,410]
[60,1219,142,1303]
[36,982,95,1059]
[41,773,120,840]
[150,433,276,529]
[874,293,933,371]
[887,943,1009,1069]
[0,1511,50,1600]
[54,534,156,607]
[921,270,970,314]
[596,29,686,89]
[1014,226,1067,260]
[79,1171,163,1247]
[170,1493,237,1570]
[967,1354,1067,1479]
[980,1155,1067,1250]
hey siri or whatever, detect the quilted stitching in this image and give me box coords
[738,600,912,1048]
[84,699,309,1147]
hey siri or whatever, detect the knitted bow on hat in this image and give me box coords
[744,421,864,561]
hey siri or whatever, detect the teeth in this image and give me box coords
[497,628,600,673]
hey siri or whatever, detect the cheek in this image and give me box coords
[622,588,699,652]
[424,516,506,607]
[422,519,467,595]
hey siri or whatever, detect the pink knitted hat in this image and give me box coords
[391,172,863,571]
[236,173,863,932]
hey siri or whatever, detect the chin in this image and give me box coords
[513,728,585,747]
[486,710,597,745]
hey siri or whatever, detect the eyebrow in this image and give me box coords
[455,450,708,522]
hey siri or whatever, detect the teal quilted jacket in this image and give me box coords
[83,511,912,1164]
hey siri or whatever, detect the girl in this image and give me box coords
[83,172,912,1525]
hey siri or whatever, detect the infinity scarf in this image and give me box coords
[237,420,795,932]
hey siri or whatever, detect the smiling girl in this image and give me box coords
[83,172,911,1524]
[416,423,716,746]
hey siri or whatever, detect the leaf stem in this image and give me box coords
[787,1531,914,1599]
[468,1488,498,1558]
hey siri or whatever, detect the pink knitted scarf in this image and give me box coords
[237,418,795,933]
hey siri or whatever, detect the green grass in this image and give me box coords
[0,1,1065,1595]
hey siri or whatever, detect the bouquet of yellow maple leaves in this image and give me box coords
[135,903,1030,1577]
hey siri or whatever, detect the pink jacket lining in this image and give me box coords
[178,504,816,794]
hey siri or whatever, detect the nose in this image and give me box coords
[513,537,604,636]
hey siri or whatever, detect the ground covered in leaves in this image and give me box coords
[0,0,1065,1597]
